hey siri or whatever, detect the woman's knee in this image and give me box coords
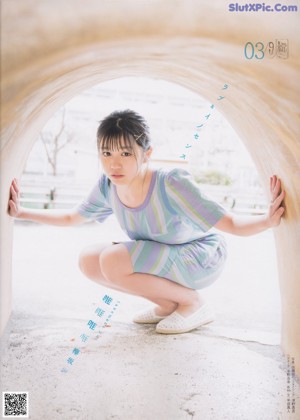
[78,244,109,281]
[78,249,91,276]
[100,244,133,283]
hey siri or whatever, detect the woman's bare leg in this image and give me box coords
[79,243,178,315]
[79,243,124,291]
[83,243,205,317]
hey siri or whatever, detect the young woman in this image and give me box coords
[8,110,285,334]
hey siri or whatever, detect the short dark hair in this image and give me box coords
[97,110,151,153]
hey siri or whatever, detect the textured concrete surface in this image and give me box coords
[1,220,299,419]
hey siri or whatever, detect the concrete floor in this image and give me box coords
[1,219,299,419]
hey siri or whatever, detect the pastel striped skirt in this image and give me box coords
[122,233,227,290]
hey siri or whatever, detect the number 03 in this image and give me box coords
[244,42,265,60]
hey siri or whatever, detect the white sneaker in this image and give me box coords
[156,304,215,334]
[133,307,166,324]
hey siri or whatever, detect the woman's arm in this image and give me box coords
[214,175,285,236]
[8,178,87,227]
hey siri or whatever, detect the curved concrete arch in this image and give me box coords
[1,0,299,374]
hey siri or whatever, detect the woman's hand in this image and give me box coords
[215,175,286,236]
[8,178,22,218]
[8,179,87,225]
[268,175,285,227]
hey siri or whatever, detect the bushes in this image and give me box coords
[194,170,232,186]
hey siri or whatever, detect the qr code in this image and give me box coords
[2,392,28,418]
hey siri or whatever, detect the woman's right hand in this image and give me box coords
[8,178,22,218]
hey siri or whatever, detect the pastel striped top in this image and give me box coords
[77,168,227,245]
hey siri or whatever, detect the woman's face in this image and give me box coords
[99,139,150,186]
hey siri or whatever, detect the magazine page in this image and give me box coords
[1,1,299,419]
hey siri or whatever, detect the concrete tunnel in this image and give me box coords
[1,0,299,376]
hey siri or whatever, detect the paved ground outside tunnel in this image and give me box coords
[1,218,299,420]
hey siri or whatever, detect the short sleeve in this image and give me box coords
[76,175,113,223]
[164,168,227,232]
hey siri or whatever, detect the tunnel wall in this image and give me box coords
[1,0,299,373]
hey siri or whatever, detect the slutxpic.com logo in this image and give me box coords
[228,3,298,12]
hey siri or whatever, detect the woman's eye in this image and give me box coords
[102,151,111,157]
[122,152,132,157]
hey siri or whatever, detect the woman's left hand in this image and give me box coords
[268,175,285,227]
